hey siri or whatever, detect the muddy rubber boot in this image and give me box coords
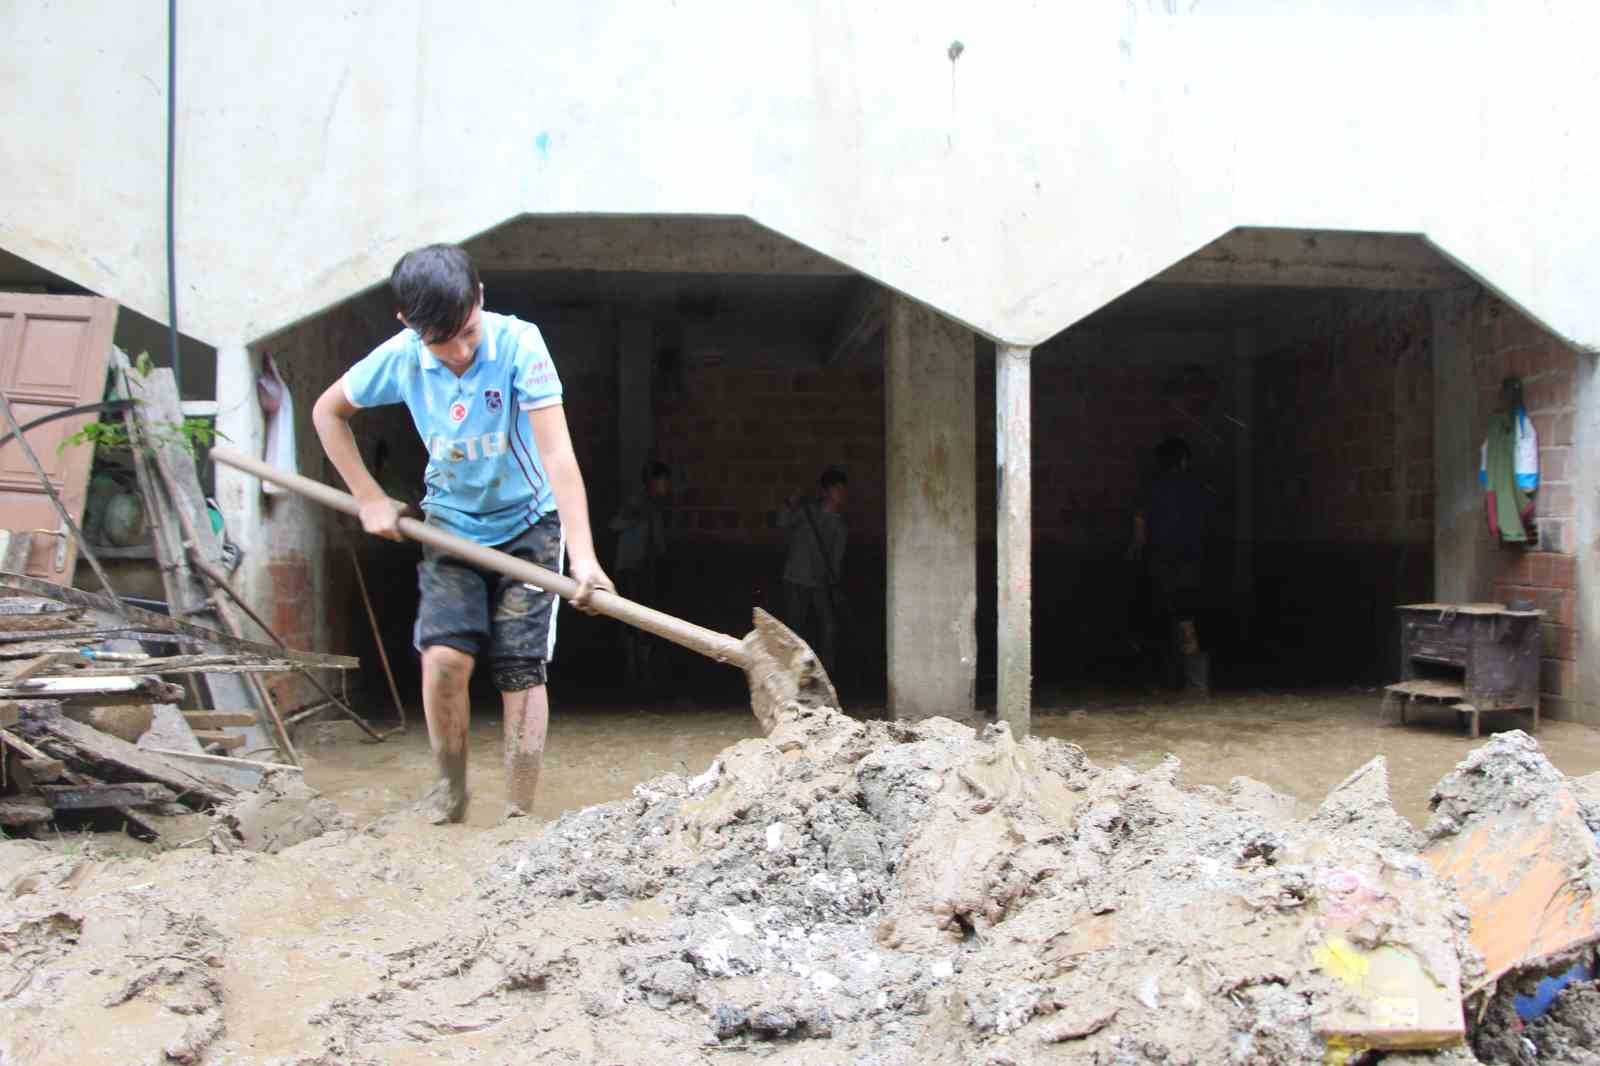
[504,750,543,821]
[419,750,468,825]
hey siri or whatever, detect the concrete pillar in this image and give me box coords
[996,343,1032,736]
[1231,327,1256,642]
[1573,352,1600,724]
[212,342,267,609]
[885,296,977,722]
[618,318,653,490]
[1431,291,1489,602]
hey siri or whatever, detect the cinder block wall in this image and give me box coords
[1472,293,1584,719]
[1251,294,1436,683]
[975,336,1247,686]
[645,341,889,693]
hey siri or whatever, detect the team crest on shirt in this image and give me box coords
[449,400,469,424]
[484,388,503,413]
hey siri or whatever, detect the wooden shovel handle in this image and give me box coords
[209,447,746,667]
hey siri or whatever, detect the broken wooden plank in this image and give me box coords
[0,605,84,632]
[49,766,165,843]
[0,594,72,615]
[192,730,246,751]
[0,640,99,661]
[28,654,304,678]
[21,708,237,808]
[1,675,185,705]
[17,757,65,784]
[1384,680,1466,701]
[0,573,358,670]
[0,798,51,827]
[0,627,170,645]
[182,711,257,729]
[0,701,17,729]
[37,782,176,810]
[2,727,52,761]
[10,651,73,685]
[1,728,65,784]
[1424,783,1599,992]
[146,748,300,773]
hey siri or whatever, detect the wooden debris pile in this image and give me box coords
[1,343,384,845]
[0,579,353,844]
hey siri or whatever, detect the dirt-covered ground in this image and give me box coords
[2,689,1598,1065]
[302,689,1600,828]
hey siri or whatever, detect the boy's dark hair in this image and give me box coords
[1154,437,1192,473]
[390,244,481,344]
[819,467,848,490]
[641,460,672,484]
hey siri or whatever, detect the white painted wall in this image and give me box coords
[2,1,1597,351]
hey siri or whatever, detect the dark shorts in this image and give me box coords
[414,513,564,691]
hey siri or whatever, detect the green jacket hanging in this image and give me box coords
[1480,385,1538,543]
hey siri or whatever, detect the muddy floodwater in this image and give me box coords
[301,687,1600,829]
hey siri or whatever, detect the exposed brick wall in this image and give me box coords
[1255,295,1434,547]
[243,280,1587,707]
[644,334,890,684]
[1473,292,1584,717]
[974,334,1247,681]
[1250,293,1434,682]
[654,361,885,546]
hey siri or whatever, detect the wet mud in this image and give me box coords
[301,689,1600,830]
[2,688,1599,1064]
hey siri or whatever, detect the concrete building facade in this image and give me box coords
[3,2,1598,724]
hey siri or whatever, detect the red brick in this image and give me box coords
[1546,553,1577,590]
[1498,550,1536,585]
[1522,373,1574,413]
[1540,447,1571,483]
[1518,587,1568,620]
[1497,582,1534,607]
[1537,484,1574,518]
[1551,412,1575,446]
[1526,340,1579,377]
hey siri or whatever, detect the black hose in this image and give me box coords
[0,400,135,453]
[166,0,180,392]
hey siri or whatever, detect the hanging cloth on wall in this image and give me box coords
[255,353,297,497]
[1479,378,1538,543]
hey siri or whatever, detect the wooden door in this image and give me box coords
[0,294,119,577]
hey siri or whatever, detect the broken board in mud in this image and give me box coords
[1312,938,1466,1057]
[18,705,238,809]
[1424,783,1600,992]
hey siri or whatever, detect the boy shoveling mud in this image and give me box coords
[312,244,612,823]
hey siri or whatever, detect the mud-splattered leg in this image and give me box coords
[502,685,549,819]
[420,645,474,824]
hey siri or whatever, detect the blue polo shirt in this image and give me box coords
[341,312,563,546]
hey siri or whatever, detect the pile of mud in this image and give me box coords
[2,703,1597,1064]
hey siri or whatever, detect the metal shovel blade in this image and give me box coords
[741,607,840,734]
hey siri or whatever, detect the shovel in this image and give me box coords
[209,446,838,733]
